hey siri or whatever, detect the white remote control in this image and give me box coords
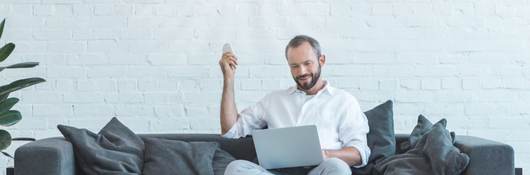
[223,43,233,54]
[222,43,236,69]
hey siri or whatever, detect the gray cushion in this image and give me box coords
[364,100,395,163]
[417,123,470,174]
[410,115,443,146]
[352,100,395,174]
[57,117,144,175]
[142,137,235,175]
[375,119,470,175]
[400,115,454,152]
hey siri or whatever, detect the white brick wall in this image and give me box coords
[1,0,529,173]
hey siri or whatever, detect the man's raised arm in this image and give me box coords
[219,51,239,135]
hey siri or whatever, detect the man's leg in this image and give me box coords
[308,158,352,175]
[224,160,276,175]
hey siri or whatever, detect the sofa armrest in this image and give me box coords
[14,137,75,175]
[454,135,515,175]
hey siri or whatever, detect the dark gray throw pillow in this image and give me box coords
[352,100,395,175]
[373,120,469,175]
[416,123,470,175]
[400,115,453,152]
[142,137,235,175]
[57,117,144,175]
[410,115,444,147]
[364,100,395,163]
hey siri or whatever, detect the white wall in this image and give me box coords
[0,0,529,173]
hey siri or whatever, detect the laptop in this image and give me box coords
[252,125,323,169]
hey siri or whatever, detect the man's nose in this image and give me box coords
[299,65,308,75]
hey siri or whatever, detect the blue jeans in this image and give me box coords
[224,158,352,175]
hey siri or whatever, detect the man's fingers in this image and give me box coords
[225,56,237,61]
[221,56,238,65]
[228,60,238,67]
[223,53,238,60]
[221,59,237,69]
[220,53,238,72]
[223,62,234,71]
[223,52,235,58]
[229,58,238,65]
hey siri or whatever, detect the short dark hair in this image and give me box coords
[284,35,321,59]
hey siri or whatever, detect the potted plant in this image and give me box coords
[0,18,46,174]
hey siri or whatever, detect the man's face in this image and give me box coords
[286,42,324,90]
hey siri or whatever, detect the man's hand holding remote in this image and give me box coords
[219,43,238,80]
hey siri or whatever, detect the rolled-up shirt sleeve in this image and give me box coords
[221,98,267,139]
[339,98,371,168]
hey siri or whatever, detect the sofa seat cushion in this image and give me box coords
[142,137,235,175]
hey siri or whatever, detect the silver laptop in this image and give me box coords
[252,125,323,169]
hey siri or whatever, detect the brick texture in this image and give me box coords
[0,0,529,173]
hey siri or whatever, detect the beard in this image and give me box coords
[293,64,321,91]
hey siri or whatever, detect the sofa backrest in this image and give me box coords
[138,133,414,162]
[138,134,257,161]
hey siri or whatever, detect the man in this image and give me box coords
[219,35,370,175]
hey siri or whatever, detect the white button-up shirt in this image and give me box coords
[222,82,371,167]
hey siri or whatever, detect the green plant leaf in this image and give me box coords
[6,62,39,68]
[0,77,46,96]
[0,130,11,151]
[6,62,39,69]
[1,151,13,158]
[0,43,15,63]
[0,19,5,40]
[0,98,18,114]
[11,137,35,141]
[0,93,8,103]
[0,110,21,126]
[1,62,39,70]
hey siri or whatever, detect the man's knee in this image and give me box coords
[320,158,352,174]
[225,160,260,175]
[225,160,251,172]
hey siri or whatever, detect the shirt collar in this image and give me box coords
[288,80,334,96]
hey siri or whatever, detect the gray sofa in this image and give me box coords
[14,133,515,175]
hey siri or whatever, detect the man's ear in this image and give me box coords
[319,54,326,67]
